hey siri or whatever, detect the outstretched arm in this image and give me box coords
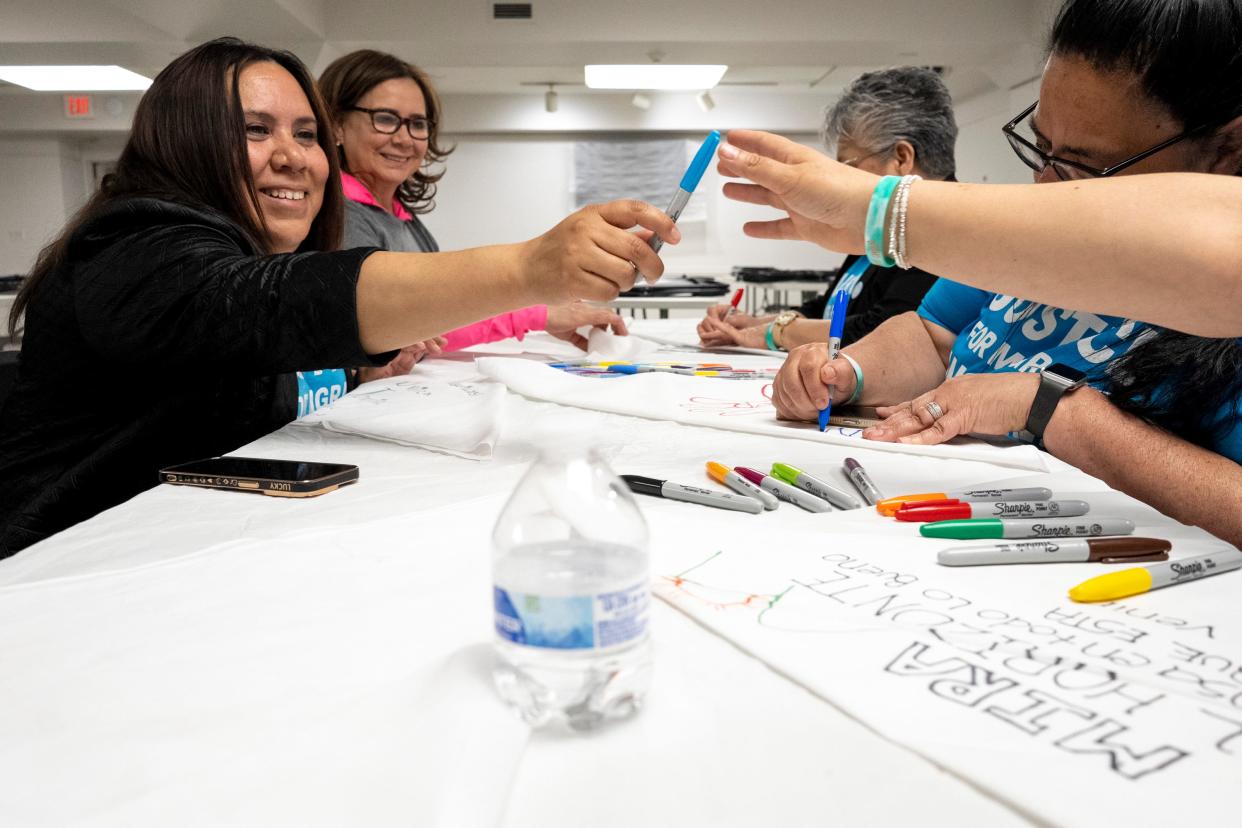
[717,129,1242,337]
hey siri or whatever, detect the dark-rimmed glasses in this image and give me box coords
[349,106,433,139]
[1003,101,1211,181]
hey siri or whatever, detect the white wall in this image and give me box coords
[427,133,834,275]
[0,138,80,274]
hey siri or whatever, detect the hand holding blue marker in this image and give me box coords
[647,130,721,258]
[818,289,850,432]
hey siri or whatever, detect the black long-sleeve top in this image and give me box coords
[0,198,386,556]
[796,254,940,346]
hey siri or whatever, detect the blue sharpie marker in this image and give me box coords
[818,289,850,432]
[648,130,721,256]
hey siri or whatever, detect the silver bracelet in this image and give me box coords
[886,175,920,270]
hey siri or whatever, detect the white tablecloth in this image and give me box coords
[1,323,1236,827]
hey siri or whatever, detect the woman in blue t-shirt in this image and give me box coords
[760,0,1242,545]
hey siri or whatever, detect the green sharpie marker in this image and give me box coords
[920,517,1136,540]
[771,462,860,510]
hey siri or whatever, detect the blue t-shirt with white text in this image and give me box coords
[917,279,1242,462]
[296,370,348,418]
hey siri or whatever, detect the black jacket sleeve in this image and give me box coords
[71,201,390,374]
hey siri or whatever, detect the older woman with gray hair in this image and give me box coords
[699,66,955,351]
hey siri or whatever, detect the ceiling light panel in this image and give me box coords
[585,65,727,90]
[0,66,153,91]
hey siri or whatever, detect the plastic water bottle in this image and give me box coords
[492,450,652,730]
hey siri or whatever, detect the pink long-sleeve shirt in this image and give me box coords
[341,172,548,351]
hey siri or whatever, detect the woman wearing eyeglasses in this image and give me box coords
[318,51,625,391]
[697,66,952,353]
[740,0,1242,545]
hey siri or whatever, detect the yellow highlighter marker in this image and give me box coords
[1068,548,1242,602]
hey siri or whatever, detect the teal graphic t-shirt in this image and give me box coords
[917,279,1242,462]
[296,370,348,418]
[917,280,1146,381]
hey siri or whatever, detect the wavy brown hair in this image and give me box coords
[318,50,454,215]
[8,37,344,337]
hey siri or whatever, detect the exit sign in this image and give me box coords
[63,94,93,118]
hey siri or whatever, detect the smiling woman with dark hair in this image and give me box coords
[0,38,675,555]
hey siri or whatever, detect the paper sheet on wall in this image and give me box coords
[648,513,1242,826]
[291,375,504,459]
[476,357,1047,471]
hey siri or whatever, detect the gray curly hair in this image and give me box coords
[823,66,958,180]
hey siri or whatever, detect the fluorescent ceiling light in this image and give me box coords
[585,64,727,90]
[0,66,152,91]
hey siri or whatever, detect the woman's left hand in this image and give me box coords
[862,371,1041,445]
[358,337,446,383]
[545,301,629,350]
[698,315,768,349]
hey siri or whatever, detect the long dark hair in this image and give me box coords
[318,50,454,215]
[1050,0,1242,450]
[8,37,344,337]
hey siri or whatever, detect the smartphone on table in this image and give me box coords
[159,456,359,497]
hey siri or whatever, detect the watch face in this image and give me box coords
[1045,362,1088,385]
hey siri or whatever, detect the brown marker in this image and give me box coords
[937,537,1172,567]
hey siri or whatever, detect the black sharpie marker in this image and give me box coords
[622,474,762,514]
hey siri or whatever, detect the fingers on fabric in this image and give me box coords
[897,416,961,445]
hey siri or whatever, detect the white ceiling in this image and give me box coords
[1,0,1056,102]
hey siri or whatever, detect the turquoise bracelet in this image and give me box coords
[864,175,900,267]
[765,323,780,351]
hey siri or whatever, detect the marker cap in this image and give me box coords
[1069,568,1154,603]
[680,130,722,192]
[770,462,802,486]
[734,466,766,486]
[896,503,972,522]
[706,461,729,483]
[620,474,663,497]
[877,492,948,516]
[919,518,1003,539]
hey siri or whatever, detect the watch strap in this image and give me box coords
[1020,367,1086,447]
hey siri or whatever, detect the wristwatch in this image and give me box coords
[771,310,799,349]
[1016,362,1088,448]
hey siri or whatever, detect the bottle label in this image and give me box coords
[493,582,648,650]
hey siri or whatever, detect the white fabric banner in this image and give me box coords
[476,356,1048,472]
[291,376,505,459]
[648,511,1242,827]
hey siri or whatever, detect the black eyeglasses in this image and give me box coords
[349,106,433,139]
[1002,101,1211,181]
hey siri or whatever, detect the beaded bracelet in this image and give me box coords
[887,175,921,270]
[864,175,900,267]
